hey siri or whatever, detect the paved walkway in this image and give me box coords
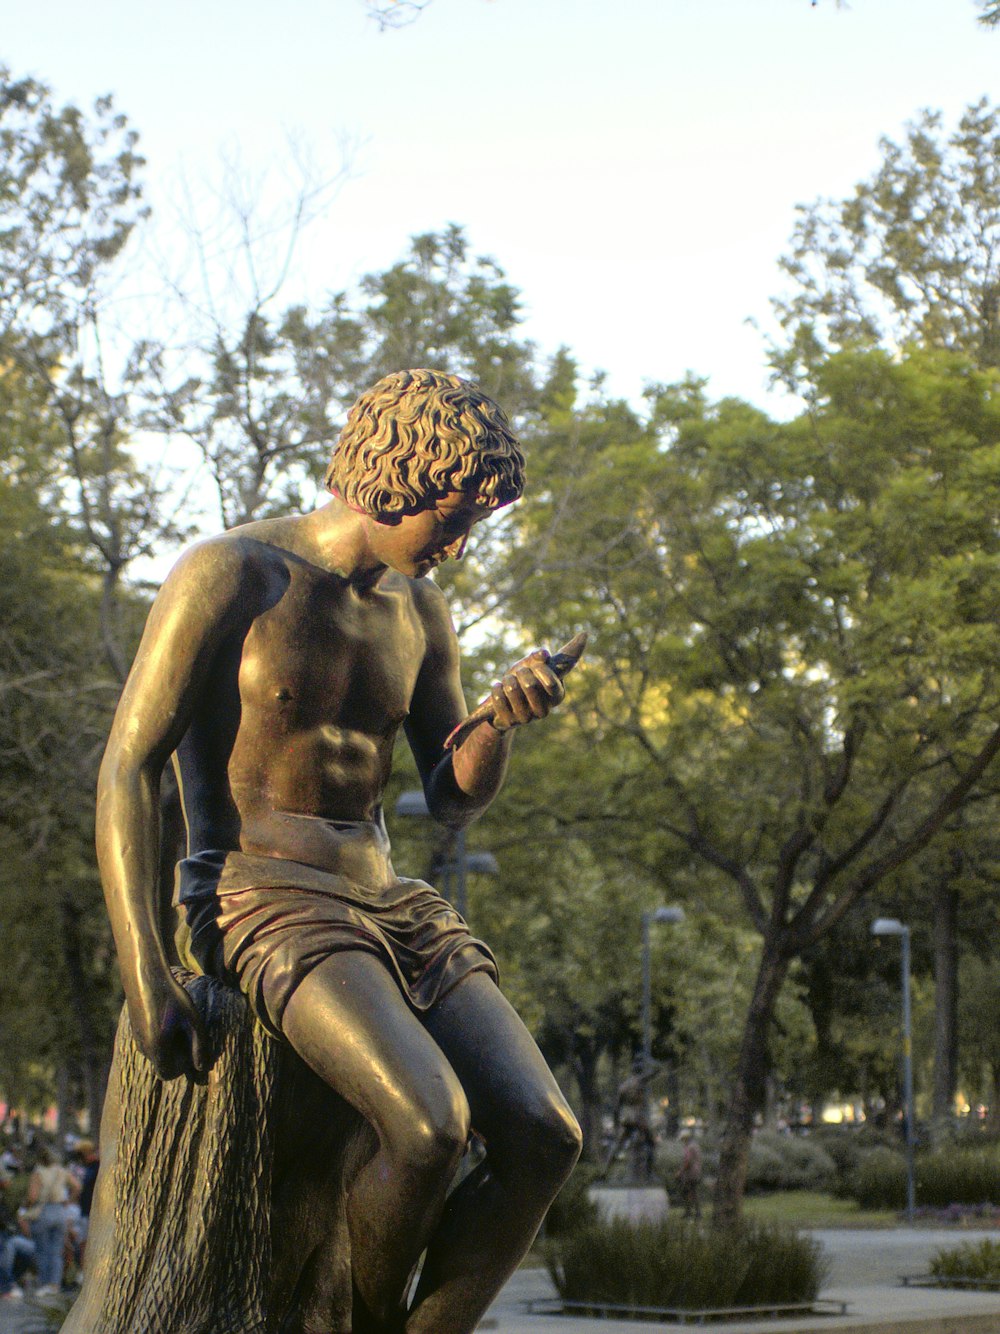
[5,1226,1000,1332]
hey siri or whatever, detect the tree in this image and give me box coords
[364,0,431,29]
[0,434,125,1132]
[770,97,1000,1147]
[487,346,1000,1220]
[0,66,186,680]
[772,100,1000,386]
[161,224,536,532]
[0,69,175,1126]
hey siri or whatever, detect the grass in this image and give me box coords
[743,1190,897,1229]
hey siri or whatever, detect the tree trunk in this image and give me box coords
[712,942,791,1227]
[61,895,110,1135]
[572,1039,602,1162]
[990,1062,1000,1135]
[56,1064,71,1143]
[932,875,959,1141]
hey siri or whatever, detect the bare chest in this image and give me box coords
[236,568,424,734]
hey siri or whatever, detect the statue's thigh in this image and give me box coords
[281,950,468,1139]
[423,974,578,1163]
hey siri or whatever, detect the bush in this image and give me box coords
[544,1215,828,1311]
[848,1141,1000,1216]
[744,1132,836,1194]
[843,1147,907,1210]
[842,1144,1000,1210]
[542,1162,600,1238]
[810,1128,865,1187]
[930,1238,1000,1283]
[918,1148,1000,1207]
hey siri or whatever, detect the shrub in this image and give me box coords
[745,1141,786,1193]
[843,1144,1000,1210]
[930,1238,1000,1283]
[918,1148,1000,1207]
[744,1132,837,1194]
[542,1162,600,1238]
[544,1215,828,1311]
[810,1128,865,1187]
[843,1147,907,1210]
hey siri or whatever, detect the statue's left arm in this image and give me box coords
[404,582,565,828]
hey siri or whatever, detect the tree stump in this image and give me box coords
[63,972,376,1334]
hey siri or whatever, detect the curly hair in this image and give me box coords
[325,369,525,520]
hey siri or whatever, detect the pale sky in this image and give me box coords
[5,0,1000,414]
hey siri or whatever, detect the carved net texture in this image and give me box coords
[95,974,279,1333]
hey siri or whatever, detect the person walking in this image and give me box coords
[677,1131,703,1221]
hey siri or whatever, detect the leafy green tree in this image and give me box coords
[772,100,1000,385]
[0,66,185,680]
[489,346,1000,1220]
[771,98,1000,1145]
[0,413,125,1131]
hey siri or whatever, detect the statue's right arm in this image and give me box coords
[96,540,249,1081]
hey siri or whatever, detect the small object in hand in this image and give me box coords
[443,632,588,751]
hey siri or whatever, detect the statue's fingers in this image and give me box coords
[512,665,559,716]
[190,1016,210,1077]
[516,660,565,705]
[500,677,534,725]
[489,681,517,731]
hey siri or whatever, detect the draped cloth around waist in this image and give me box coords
[178,845,499,1040]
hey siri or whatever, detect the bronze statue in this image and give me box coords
[92,369,582,1334]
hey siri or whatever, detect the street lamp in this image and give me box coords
[641,906,685,1083]
[394,789,498,918]
[872,917,916,1223]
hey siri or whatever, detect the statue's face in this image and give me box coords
[371,490,493,579]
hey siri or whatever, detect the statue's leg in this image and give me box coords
[407,973,582,1334]
[280,951,471,1332]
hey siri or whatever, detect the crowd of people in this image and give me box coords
[0,1135,99,1304]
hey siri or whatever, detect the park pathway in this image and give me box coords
[5,1227,1000,1333]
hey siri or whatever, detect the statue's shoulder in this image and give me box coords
[160,529,282,617]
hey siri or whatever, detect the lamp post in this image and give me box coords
[394,790,498,918]
[872,917,916,1223]
[641,906,685,1083]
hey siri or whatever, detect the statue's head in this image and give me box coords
[325,368,525,522]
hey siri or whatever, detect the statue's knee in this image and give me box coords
[397,1085,471,1181]
[513,1097,582,1190]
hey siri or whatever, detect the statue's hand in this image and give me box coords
[130,973,209,1082]
[488,648,566,734]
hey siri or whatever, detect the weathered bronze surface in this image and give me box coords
[76,369,583,1334]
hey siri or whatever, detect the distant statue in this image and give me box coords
[76,369,582,1334]
[601,1058,657,1183]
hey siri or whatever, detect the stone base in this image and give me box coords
[588,1184,670,1224]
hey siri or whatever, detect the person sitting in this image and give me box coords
[25,1144,79,1298]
